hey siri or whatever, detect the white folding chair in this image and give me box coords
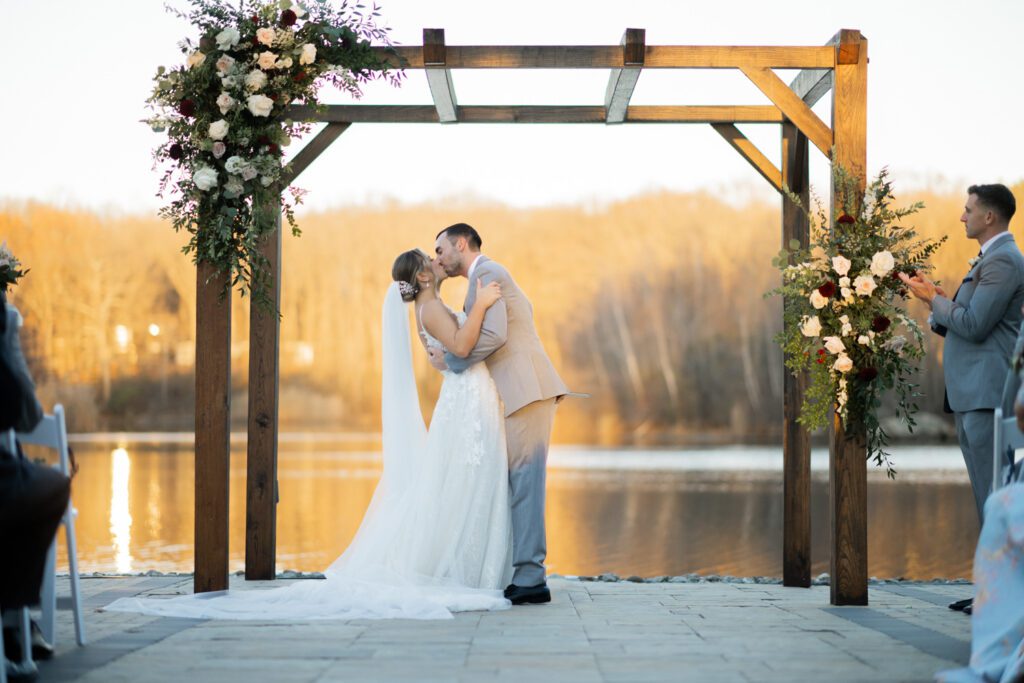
[6,404,86,651]
[992,407,1024,493]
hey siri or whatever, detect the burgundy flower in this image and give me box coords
[279,9,297,26]
[268,143,281,155]
[837,214,856,225]
[199,36,216,52]
[293,70,307,82]
[857,367,878,382]
[250,14,260,22]
[168,143,184,160]
[871,315,891,333]
[178,98,197,117]
[256,134,271,147]
[817,281,836,298]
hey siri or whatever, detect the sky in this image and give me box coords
[2,0,1023,215]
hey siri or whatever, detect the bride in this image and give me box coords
[106,249,513,620]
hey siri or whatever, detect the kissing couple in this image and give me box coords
[107,222,568,620]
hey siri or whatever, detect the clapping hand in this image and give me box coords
[898,271,942,307]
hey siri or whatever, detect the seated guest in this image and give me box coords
[0,272,71,680]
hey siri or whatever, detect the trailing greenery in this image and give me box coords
[768,167,946,477]
[146,0,402,309]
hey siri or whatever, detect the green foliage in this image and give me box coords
[146,0,403,310]
[767,167,946,477]
[0,242,28,291]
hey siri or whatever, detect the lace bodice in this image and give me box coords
[418,305,466,355]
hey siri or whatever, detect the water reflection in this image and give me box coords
[63,441,979,579]
[110,447,133,573]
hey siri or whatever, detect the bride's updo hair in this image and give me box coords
[391,249,429,303]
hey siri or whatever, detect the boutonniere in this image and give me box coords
[968,255,981,268]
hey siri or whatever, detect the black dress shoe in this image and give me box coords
[948,597,973,613]
[504,583,551,605]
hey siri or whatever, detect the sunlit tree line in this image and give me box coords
[2,182,1019,441]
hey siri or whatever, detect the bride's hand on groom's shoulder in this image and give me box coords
[476,280,502,308]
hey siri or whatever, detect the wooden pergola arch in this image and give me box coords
[193,28,870,606]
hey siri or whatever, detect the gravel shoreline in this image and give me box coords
[70,570,972,585]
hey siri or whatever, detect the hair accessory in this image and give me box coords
[397,281,417,297]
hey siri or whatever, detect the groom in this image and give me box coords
[432,223,568,605]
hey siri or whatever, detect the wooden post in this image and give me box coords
[245,206,282,580]
[829,28,869,606]
[781,121,811,588]
[194,261,231,593]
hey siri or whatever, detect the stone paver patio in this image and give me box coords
[29,576,972,682]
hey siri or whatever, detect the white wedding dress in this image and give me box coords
[105,283,513,620]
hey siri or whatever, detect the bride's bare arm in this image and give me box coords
[421,281,502,358]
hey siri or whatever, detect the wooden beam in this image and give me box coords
[374,44,836,70]
[711,123,782,193]
[423,29,459,123]
[283,122,351,185]
[829,28,869,607]
[740,66,833,158]
[245,203,282,581]
[781,121,811,588]
[287,104,785,124]
[789,69,832,107]
[194,261,231,594]
[605,29,645,124]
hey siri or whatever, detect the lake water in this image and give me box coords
[47,436,979,580]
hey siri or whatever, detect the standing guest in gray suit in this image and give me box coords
[901,183,1023,514]
[433,223,568,605]
[902,184,1023,520]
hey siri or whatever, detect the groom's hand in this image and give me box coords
[428,346,448,371]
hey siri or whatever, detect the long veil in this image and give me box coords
[325,282,428,577]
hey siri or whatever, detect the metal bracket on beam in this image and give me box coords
[424,28,459,123]
[604,28,645,124]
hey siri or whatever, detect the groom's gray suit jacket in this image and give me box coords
[933,233,1024,413]
[444,256,567,416]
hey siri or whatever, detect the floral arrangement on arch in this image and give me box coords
[146,0,402,307]
[0,242,28,292]
[769,168,945,477]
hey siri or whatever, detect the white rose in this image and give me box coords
[212,142,226,159]
[870,250,896,278]
[241,166,259,181]
[823,336,846,355]
[261,175,274,187]
[857,334,871,346]
[832,255,851,276]
[258,51,278,70]
[244,69,268,92]
[187,50,206,69]
[256,27,276,46]
[839,276,851,288]
[220,74,239,88]
[247,94,274,117]
[224,156,246,174]
[208,119,229,141]
[216,54,236,74]
[193,166,218,191]
[833,354,853,374]
[809,290,828,310]
[841,321,853,337]
[216,28,240,50]
[275,56,293,69]
[299,43,316,65]
[216,92,235,115]
[800,316,822,337]
[294,4,307,17]
[853,274,877,297]
[841,287,854,301]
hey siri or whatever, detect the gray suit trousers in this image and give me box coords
[955,409,995,524]
[505,397,557,587]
